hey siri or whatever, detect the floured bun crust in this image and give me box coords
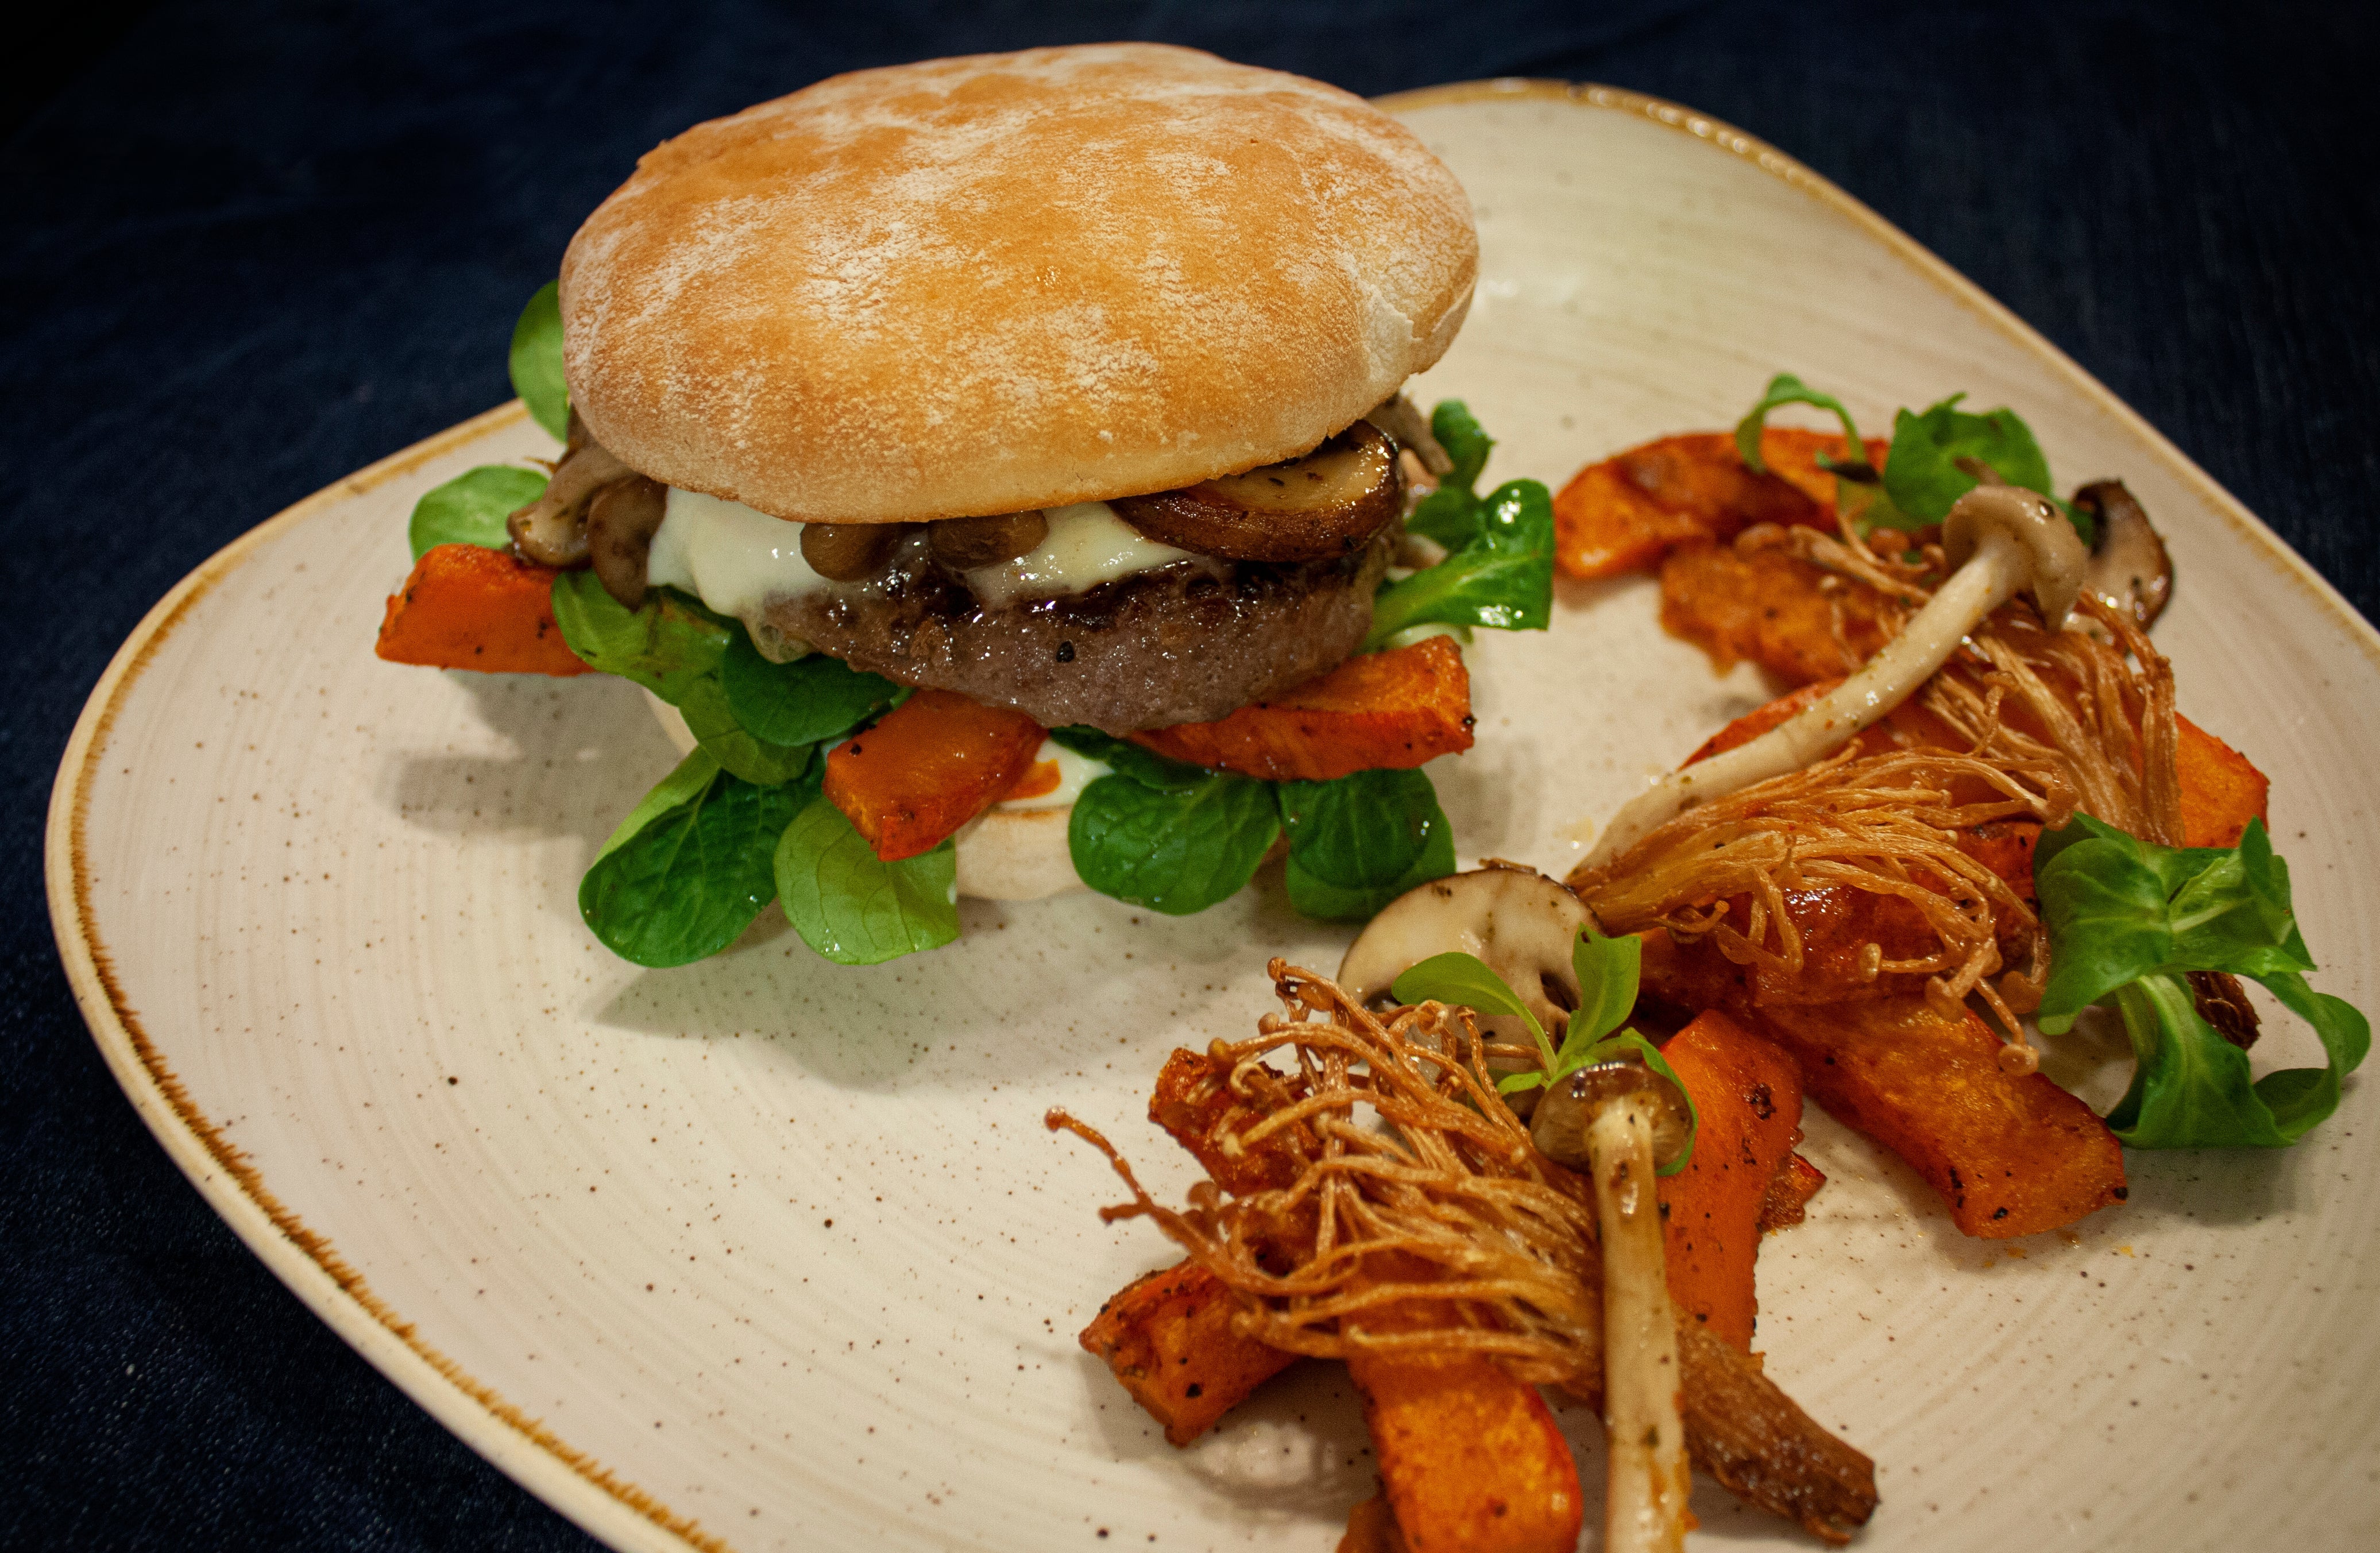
[561,44,1477,523]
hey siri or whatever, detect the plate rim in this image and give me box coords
[42,80,2380,1553]
[40,399,724,1553]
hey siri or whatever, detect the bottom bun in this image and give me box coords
[643,691,1086,902]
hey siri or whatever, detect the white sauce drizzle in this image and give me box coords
[994,737,1112,812]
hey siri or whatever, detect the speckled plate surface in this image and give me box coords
[47,83,2380,1552]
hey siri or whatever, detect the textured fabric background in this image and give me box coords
[5,2,2374,1547]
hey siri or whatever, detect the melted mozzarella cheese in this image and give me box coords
[644,492,1200,627]
[645,488,828,622]
[963,502,1199,609]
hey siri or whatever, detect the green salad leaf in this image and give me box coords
[1435,399,1494,492]
[677,680,813,786]
[774,794,959,964]
[1734,374,2088,542]
[1392,925,1697,1173]
[407,465,546,559]
[1880,394,2078,539]
[1393,951,1546,1038]
[1566,918,1644,1061]
[510,280,570,441]
[578,759,808,967]
[1406,400,1497,548]
[1736,372,1871,474]
[720,633,901,748]
[1067,770,1281,916]
[1366,478,1554,646]
[1049,731,1279,915]
[551,575,809,785]
[2034,814,2369,1148]
[1052,731,1454,920]
[551,572,734,702]
[1278,767,1456,921]
[594,748,721,862]
[1047,727,1204,793]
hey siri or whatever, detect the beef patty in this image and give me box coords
[770,528,1394,735]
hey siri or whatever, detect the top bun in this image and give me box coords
[559,44,1477,523]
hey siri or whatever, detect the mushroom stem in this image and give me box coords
[1589,1085,1692,1553]
[1582,485,2087,867]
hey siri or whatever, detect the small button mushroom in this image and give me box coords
[930,509,1048,571]
[1580,482,2090,867]
[1528,1057,1691,1173]
[799,520,909,581]
[1338,866,1596,1098]
[2072,480,2173,630]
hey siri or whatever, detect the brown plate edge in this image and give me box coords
[41,399,736,1553]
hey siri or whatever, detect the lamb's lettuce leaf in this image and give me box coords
[1736,373,1872,473]
[594,748,721,863]
[2034,814,2369,1148]
[1391,925,1697,1172]
[1278,767,1455,921]
[1051,734,1456,921]
[551,575,809,785]
[1048,728,1209,793]
[1435,400,1494,493]
[1734,372,2087,541]
[1067,770,1280,917]
[677,680,813,786]
[1880,394,2076,538]
[1566,918,1644,1063]
[720,632,901,748]
[407,465,546,559]
[510,280,570,441]
[1366,478,1554,646]
[551,572,733,702]
[774,793,959,965]
[578,759,807,967]
[1049,729,1278,915]
[1407,400,1496,547]
[1392,952,1544,1038]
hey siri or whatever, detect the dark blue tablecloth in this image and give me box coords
[6,2,2374,1546]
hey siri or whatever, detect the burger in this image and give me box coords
[377,44,1553,968]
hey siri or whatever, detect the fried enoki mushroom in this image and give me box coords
[1064,964,1604,1375]
[1049,962,1877,1544]
[1576,567,2185,1075]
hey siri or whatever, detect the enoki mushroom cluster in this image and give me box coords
[1050,962,1608,1386]
[1577,522,2182,1069]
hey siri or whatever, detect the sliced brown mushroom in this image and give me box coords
[930,509,1049,571]
[2072,479,2173,629]
[1111,421,1401,562]
[799,520,910,582]
[1362,393,1454,477]
[586,474,669,611]
[507,412,631,567]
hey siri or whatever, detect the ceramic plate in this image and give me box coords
[48,83,2380,1552]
